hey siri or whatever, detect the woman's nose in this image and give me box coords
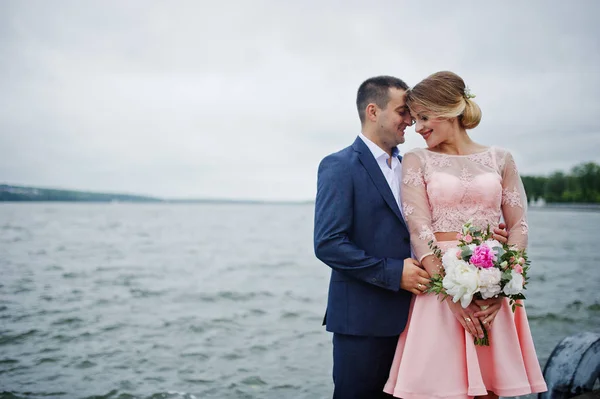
[415,120,423,132]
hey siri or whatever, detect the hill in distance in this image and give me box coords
[0,184,312,204]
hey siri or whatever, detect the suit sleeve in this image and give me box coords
[313,154,404,291]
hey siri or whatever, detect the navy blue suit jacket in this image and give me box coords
[314,137,413,337]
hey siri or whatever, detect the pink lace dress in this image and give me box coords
[384,147,547,398]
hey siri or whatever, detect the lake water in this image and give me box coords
[1,203,599,399]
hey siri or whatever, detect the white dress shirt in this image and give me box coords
[358,133,403,216]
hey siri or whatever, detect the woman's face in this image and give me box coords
[411,106,455,148]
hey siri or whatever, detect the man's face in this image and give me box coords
[376,88,413,148]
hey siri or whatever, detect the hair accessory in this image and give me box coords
[464,86,476,99]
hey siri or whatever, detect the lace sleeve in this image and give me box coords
[501,151,529,250]
[401,151,435,262]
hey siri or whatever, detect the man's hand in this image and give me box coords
[492,222,508,244]
[473,297,503,328]
[400,258,430,295]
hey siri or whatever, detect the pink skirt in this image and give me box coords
[383,241,548,399]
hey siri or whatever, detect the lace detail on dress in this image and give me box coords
[403,167,424,186]
[460,168,473,186]
[418,225,434,241]
[467,151,494,169]
[431,204,500,234]
[429,153,452,167]
[400,147,528,261]
[512,161,519,176]
[521,220,529,235]
[497,154,506,172]
[502,187,523,207]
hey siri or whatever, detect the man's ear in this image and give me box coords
[366,103,378,122]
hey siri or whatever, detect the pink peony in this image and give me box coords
[514,265,523,274]
[456,233,463,240]
[464,235,473,243]
[456,249,462,259]
[518,257,525,265]
[469,244,496,269]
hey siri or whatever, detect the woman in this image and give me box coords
[384,71,547,399]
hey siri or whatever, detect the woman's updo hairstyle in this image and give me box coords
[406,71,482,129]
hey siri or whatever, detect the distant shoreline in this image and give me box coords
[3,202,599,210]
[529,203,600,211]
[0,184,312,204]
[2,184,599,209]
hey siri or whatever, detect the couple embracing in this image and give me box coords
[314,72,548,399]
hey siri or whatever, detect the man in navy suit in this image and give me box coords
[314,76,430,398]
[314,76,508,398]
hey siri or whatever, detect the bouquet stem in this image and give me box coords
[474,323,489,346]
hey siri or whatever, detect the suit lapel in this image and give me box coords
[352,137,406,226]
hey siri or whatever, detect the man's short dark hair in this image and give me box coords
[356,76,409,124]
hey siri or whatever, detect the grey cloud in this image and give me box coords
[1,0,599,199]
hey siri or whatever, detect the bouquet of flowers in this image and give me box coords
[426,221,530,345]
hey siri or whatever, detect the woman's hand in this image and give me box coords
[446,298,485,339]
[473,297,503,328]
[492,222,508,244]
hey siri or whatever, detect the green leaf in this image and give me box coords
[495,247,506,258]
[461,247,473,258]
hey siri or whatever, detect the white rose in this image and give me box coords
[441,247,462,274]
[442,260,479,308]
[485,239,502,249]
[478,267,502,299]
[503,270,525,296]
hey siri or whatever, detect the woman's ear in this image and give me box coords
[449,116,461,126]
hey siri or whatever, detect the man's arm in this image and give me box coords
[314,155,428,293]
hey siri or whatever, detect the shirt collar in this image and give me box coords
[358,132,400,161]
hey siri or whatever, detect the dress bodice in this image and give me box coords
[401,147,528,262]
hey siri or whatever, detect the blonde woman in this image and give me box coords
[384,71,547,399]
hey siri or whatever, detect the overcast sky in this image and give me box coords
[1,1,599,200]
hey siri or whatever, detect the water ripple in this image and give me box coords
[0,330,38,346]
[1,204,597,399]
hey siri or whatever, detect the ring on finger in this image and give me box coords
[464,317,472,323]
[417,283,424,289]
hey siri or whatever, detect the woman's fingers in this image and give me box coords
[481,308,500,328]
[457,315,468,332]
[463,314,483,338]
[447,300,485,337]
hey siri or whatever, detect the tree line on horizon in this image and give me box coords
[2,161,600,204]
[521,162,600,204]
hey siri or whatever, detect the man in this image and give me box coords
[314,76,505,398]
